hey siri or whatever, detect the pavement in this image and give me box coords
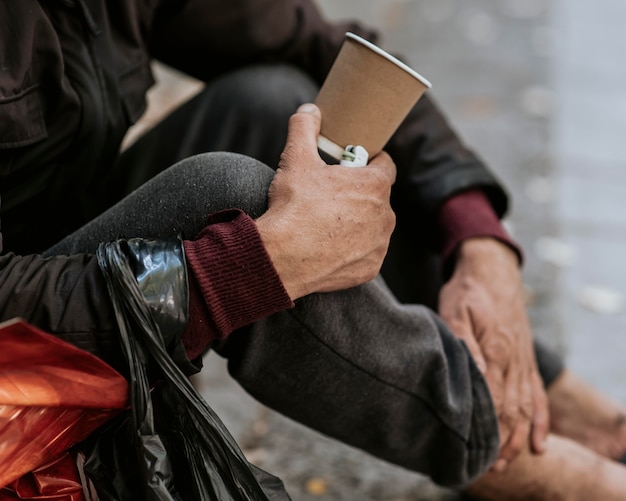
[138,0,626,498]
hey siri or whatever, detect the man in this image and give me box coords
[1,1,626,499]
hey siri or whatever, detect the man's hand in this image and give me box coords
[256,103,396,300]
[438,237,549,471]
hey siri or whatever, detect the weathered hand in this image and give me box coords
[256,103,397,300]
[438,237,549,471]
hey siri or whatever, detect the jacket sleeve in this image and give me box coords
[148,0,510,248]
[148,0,368,84]
[0,251,126,372]
[0,235,194,375]
[0,207,292,375]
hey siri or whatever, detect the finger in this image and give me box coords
[498,413,532,469]
[281,103,322,168]
[367,151,397,185]
[461,328,488,375]
[487,364,511,448]
[500,366,522,441]
[497,366,534,468]
[444,310,488,375]
[530,371,550,454]
[483,370,507,473]
[494,417,531,472]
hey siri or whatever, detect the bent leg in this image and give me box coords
[45,152,274,255]
[216,276,499,488]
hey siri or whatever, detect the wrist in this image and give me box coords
[255,214,307,300]
[456,237,521,275]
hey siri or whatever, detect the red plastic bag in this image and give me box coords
[0,452,93,501]
[0,318,129,492]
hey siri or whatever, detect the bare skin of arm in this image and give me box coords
[256,103,397,300]
[439,237,550,471]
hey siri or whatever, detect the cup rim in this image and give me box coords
[345,32,432,89]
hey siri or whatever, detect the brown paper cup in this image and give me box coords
[315,33,432,161]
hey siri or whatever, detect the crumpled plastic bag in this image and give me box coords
[0,318,129,495]
[86,239,291,500]
[0,452,95,501]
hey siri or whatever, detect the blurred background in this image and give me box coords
[129,0,626,499]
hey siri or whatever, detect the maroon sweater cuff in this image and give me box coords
[437,189,523,267]
[182,209,293,360]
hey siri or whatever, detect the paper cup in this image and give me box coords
[315,32,432,161]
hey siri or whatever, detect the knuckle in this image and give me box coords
[499,406,519,428]
[365,267,379,283]
[520,395,534,418]
[377,152,397,181]
[288,112,309,129]
[383,209,396,234]
[534,411,549,429]
[481,332,513,362]
[504,399,520,419]
[279,142,306,166]
[504,437,524,460]
[521,403,534,420]
[368,166,394,190]
[490,393,505,414]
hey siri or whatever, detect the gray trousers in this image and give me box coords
[47,65,562,488]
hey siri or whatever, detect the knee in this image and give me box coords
[166,152,275,218]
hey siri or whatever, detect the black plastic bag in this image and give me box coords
[82,239,291,501]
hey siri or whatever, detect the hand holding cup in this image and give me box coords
[256,103,397,300]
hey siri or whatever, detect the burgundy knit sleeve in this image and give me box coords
[437,189,524,267]
[181,209,293,360]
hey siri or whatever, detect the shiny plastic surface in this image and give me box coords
[0,319,129,490]
[0,452,91,500]
[92,238,291,500]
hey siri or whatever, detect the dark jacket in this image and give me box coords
[0,0,507,250]
[0,0,508,344]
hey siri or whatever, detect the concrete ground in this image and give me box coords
[134,0,626,498]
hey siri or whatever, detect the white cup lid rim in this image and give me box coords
[345,32,432,89]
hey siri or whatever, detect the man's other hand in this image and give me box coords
[439,237,549,471]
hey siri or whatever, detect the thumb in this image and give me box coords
[282,103,322,166]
